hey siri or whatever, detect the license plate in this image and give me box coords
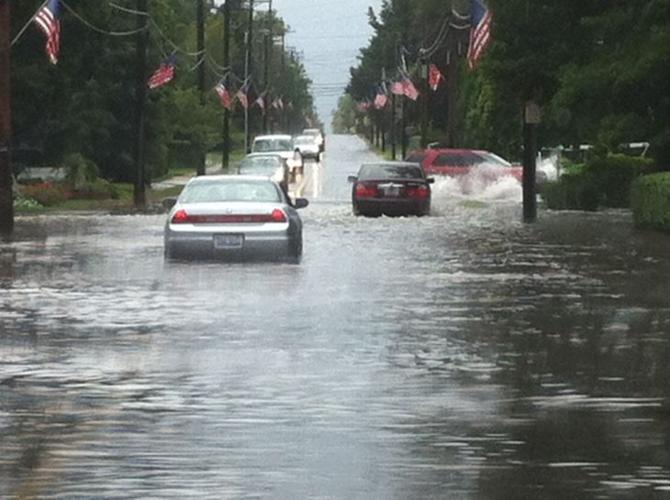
[384,186,400,197]
[214,234,243,249]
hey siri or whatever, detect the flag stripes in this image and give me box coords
[34,0,61,64]
[467,0,492,70]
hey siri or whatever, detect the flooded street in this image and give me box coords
[2,135,670,498]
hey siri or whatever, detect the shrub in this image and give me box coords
[631,172,670,232]
[19,181,68,206]
[64,153,99,190]
[71,178,116,200]
[543,154,650,211]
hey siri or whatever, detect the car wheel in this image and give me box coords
[288,235,303,264]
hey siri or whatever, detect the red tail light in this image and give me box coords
[406,185,430,199]
[355,183,378,198]
[171,209,189,223]
[171,209,287,224]
[270,208,287,223]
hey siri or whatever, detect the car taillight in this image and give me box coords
[171,209,189,223]
[406,185,430,199]
[355,183,378,198]
[270,208,287,223]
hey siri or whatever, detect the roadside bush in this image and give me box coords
[19,181,68,206]
[71,178,116,200]
[543,154,650,211]
[631,173,670,232]
[64,153,99,190]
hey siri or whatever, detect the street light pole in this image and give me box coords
[0,0,13,235]
[244,0,254,153]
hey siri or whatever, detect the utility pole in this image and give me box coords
[420,60,429,148]
[222,0,231,170]
[0,0,13,235]
[390,94,396,160]
[196,0,206,175]
[262,0,272,133]
[133,0,149,209]
[244,0,254,153]
[523,101,539,223]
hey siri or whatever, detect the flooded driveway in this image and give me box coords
[1,135,670,498]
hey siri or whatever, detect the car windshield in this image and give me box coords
[358,164,423,180]
[180,180,281,203]
[253,139,292,153]
[477,152,512,167]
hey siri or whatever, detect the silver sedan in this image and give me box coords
[164,176,308,262]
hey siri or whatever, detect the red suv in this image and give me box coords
[405,148,546,187]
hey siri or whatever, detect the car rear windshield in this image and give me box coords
[240,157,282,171]
[181,180,281,203]
[253,139,292,153]
[358,164,423,180]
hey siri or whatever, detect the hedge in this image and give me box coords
[543,154,653,211]
[631,172,670,232]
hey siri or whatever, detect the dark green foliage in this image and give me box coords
[543,154,650,211]
[631,173,670,232]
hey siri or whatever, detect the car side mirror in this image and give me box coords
[294,198,309,209]
[162,197,177,210]
[347,175,358,183]
[426,177,435,184]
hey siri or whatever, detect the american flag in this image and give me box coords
[402,76,419,101]
[33,0,61,65]
[467,0,492,70]
[214,81,232,109]
[428,64,444,91]
[390,80,404,96]
[254,94,266,113]
[148,56,176,89]
[374,85,388,109]
[236,81,251,109]
[272,97,284,110]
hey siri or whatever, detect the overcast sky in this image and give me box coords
[272,0,383,129]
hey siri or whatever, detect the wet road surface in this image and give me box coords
[1,135,670,499]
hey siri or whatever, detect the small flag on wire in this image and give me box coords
[467,0,492,70]
[33,0,61,65]
[214,81,232,109]
[148,55,176,89]
[402,75,419,101]
[272,97,284,110]
[428,64,444,91]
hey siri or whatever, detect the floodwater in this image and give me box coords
[1,135,669,499]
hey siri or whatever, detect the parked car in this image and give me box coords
[405,148,547,188]
[293,135,321,161]
[163,176,308,262]
[238,153,289,189]
[347,162,433,217]
[302,128,325,152]
[252,134,304,177]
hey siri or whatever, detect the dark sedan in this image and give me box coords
[348,162,434,217]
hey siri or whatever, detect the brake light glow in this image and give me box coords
[355,183,378,198]
[406,185,430,199]
[171,209,189,223]
[171,210,287,224]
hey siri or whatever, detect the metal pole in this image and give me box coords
[263,0,272,133]
[0,0,13,235]
[244,0,254,153]
[523,103,539,223]
[133,0,149,209]
[420,61,429,148]
[222,0,231,170]
[390,94,396,160]
[196,0,206,175]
